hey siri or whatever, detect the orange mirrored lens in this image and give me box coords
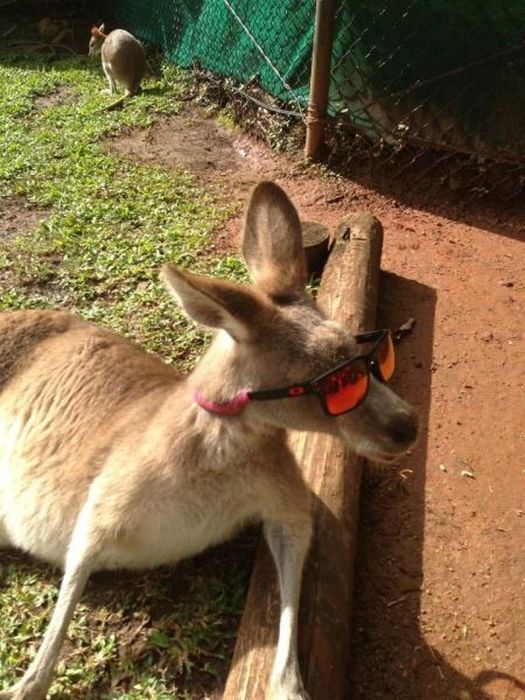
[377,331,395,380]
[315,358,369,415]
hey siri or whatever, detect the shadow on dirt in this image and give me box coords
[346,272,523,700]
[326,147,525,245]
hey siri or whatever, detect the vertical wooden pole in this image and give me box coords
[223,214,384,699]
[305,0,336,160]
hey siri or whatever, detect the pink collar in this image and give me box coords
[193,389,251,416]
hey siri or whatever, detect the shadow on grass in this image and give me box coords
[0,528,258,699]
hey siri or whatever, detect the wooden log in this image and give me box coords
[223,213,384,700]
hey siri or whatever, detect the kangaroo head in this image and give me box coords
[162,181,418,462]
[88,23,106,57]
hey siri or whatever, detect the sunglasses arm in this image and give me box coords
[354,329,387,344]
[248,384,315,402]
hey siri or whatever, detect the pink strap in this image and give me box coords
[193,389,250,416]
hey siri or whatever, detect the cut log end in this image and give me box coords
[301,221,330,278]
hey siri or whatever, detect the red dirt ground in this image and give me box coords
[110,109,524,699]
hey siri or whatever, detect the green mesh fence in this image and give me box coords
[329,0,525,162]
[112,0,313,114]
[112,0,525,163]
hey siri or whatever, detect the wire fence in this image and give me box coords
[329,0,525,163]
[112,0,525,198]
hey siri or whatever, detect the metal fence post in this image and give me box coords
[305,0,336,160]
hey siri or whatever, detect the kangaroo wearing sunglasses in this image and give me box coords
[0,182,417,700]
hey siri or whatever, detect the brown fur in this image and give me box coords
[0,182,417,700]
[89,24,146,97]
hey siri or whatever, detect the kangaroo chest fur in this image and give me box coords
[0,431,264,570]
[0,311,278,570]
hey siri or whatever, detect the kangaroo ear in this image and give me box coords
[242,181,307,298]
[161,264,269,342]
[99,23,105,33]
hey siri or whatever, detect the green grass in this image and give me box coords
[0,52,243,366]
[0,541,254,699]
[0,52,253,698]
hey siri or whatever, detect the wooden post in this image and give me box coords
[305,0,336,160]
[223,213,384,700]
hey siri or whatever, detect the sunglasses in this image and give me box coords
[248,329,395,416]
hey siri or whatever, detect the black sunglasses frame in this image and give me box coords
[248,329,394,416]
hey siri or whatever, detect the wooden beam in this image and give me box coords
[223,213,384,700]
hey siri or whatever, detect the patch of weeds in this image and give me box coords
[0,53,241,365]
[265,115,305,153]
[0,53,251,698]
[215,109,240,134]
[190,68,305,153]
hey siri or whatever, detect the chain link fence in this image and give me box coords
[112,0,525,198]
[329,1,525,161]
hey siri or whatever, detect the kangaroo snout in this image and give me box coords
[386,409,419,448]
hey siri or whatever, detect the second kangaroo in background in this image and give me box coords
[89,24,146,107]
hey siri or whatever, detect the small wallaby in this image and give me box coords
[88,23,146,108]
[0,182,417,700]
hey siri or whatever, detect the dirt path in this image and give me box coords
[107,108,524,699]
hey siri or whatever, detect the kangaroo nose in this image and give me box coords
[388,411,419,447]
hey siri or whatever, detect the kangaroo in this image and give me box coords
[88,24,146,106]
[0,182,417,700]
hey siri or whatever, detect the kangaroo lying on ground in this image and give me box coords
[88,23,146,108]
[0,182,417,699]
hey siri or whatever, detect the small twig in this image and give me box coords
[42,42,80,56]
[9,41,49,51]
[50,29,71,45]
[386,595,407,608]
[8,40,79,56]
[232,85,304,120]
[145,59,160,78]
[428,645,445,679]
[1,24,17,38]
[126,616,150,645]
[460,470,476,479]
[394,317,416,344]
[101,95,128,112]
[325,193,345,204]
